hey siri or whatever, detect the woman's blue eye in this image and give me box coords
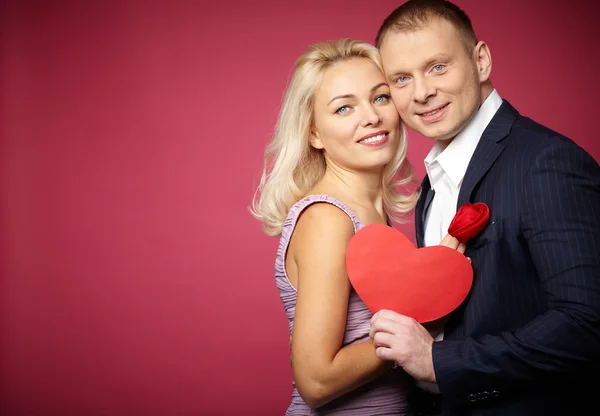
[375,94,390,103]
[434,65,445,71]
[397,76,408,83]
[335,106,350,114]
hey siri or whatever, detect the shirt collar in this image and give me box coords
[424,89,503,189]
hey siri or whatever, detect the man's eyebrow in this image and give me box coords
[424,53,452,67]
[386,54,452,78]
[386,70,404,79]
[328,83,389,105]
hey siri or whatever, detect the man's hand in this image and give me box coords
[369,310,436,383]
[440,233,466,253]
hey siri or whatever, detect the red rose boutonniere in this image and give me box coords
[447,202,491,243]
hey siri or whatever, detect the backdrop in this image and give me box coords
[1,0,599,414]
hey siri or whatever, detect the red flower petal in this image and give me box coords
[448,202,490,243]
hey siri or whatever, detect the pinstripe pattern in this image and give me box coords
[416,101,600,415]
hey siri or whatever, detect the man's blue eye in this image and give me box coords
[434,65,445,71]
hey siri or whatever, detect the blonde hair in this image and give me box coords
[250,38,419,236]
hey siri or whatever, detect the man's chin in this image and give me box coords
[409,124,456,142]
[433,133,456,143]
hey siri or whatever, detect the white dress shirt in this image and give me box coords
[418,89,503,393]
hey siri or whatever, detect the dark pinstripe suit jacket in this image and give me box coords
[415,100,600,415]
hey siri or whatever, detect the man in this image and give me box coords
[370,1,600,415]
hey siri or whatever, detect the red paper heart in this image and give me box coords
[346,224,473,323]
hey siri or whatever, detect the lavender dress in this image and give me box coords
[275,195,411,415]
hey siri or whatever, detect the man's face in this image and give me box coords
[379,18,486,142]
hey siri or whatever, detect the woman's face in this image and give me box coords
[311,57,401,173]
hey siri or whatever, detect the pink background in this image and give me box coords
[1,0,598,414]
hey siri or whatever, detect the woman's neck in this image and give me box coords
[312,164,385,216]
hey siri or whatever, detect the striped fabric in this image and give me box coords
[276,195,411,415]
[415,100,600,415]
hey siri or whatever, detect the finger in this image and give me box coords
[371,309,393,323]
[373,331,395,348]
[371,316,407,336]
[369,319,391,338]
[457,243,466,254]
[440,234,460,250]
[375,346,395,362]
[370,311,380,325]
[467,256,472,264]
[372,309,405,324]
[371,311,412,338]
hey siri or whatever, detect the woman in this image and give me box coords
[251,38,463,415]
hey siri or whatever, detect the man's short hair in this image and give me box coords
[375,0,478,51]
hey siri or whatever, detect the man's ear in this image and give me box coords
[309,130,324,149]
[473,40,492,82]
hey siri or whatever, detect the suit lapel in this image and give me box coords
[415,176,433,248]
[446,101,519,339]
[457,100,518,208]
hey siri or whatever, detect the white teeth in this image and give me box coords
[422,107,442,116]
[359,133,386,144]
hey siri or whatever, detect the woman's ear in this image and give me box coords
[309,130,324,149]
